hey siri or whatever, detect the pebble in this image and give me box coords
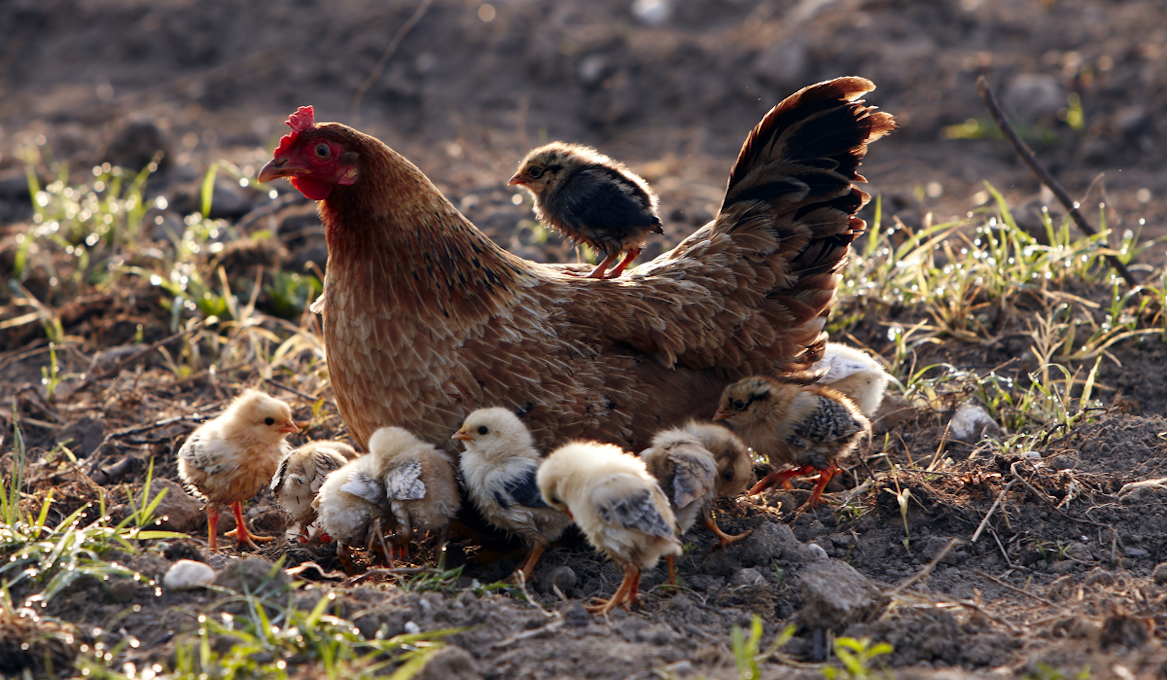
[798,559,875,629]
[1152,562,1167,585]
[537,565,577,596]
[163,559,216,591]
[948,402,1002,444]
[404,620,421,635]
[807,543,829,561]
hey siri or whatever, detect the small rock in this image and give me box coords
[797,559,875,629]
[1084,567,1115,587]
[537,565,577,596]
[1154,563,1167,585]
[55,418,105,458]
[806,543,829,561]
[163,559,217,591]
[577,54,612,87]
[871,393,915,436]
[211,557,289,594]
[739,522,809,566]
[1099,614,1150,650]
[731,568,765,587]
[142,479,204,533]
[1003,73,1065,124]
[404,620,421,635]
[416,645,479,680]
[103,119,171,172]
[947,402,1002,444]
[668,593,692,612]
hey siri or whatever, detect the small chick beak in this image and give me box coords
[258,157,305,184]
[564,508,574,521]
[712,410,730,421]
[278,420,304,434]
[507,174,526,187]
[451,430,473,442]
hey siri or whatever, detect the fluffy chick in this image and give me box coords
[178,389,300,551]
[314,449,394,574]
[538,441,680,615]
[813,342,890,417]
[681,421,755,500]
[454,408,571,582]
[713,376,869,509]
[371,426,461,556]
[509,142,663,279]
[642,423,754,570]
[270,440,358,542]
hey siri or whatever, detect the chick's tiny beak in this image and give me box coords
[507,174,526,187]
[451,430,473,442]
[279,421,304,434]
[258,157,305,184]
[712,410,730,421]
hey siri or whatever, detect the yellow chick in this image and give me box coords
[537,441,680,615]
[813,342,890,417]
[714,376,870,509]
[371,426,462,557]
[313,447,395,574]
[270,440,358,542]
[178,389,300,551]
[453,408,571,583]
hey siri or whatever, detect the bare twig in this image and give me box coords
[889,537,962,596]
[85,414,211,476]
[971,479,1015,543]
[976,75,1139,288]
[263,377,320,402]
[74,321,206,393]
[352,0,434,122]
[974,569,1059,608]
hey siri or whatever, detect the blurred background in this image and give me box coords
[1,0,1164,272]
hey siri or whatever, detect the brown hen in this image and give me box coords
[258,77,895,452]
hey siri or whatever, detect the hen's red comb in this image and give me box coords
[274,106,316,155]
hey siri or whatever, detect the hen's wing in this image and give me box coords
[570,78,896,373]
[386,460,426,501]
[553,167,663,254]
[668,450,717,509]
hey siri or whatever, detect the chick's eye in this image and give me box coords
[723,471,734,481]
[527,166,543,179]
[733,399,746,411]
[315,143,330,158]
[265,417,275,426]
[477,426,489,435]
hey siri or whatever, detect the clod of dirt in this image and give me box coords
[797,559,877,630]
[537,565,577,595]
[737,521,810,566]
[946,402,1001,445]
[0,607,77,678]
[1099,613,1151,650]
[416,644,480,680]
[142,479,205,533]
[163,559,217,591]
[211,557,289,595]
[1153,562,1167,585]
[103,119,171,172]
[54,417,104,457]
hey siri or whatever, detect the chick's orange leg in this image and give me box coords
[805,465,839,508]
[510,540,546,584]
[703,512,753,551]
[605,247,641,279]
[206,506,221,552]
[224,501,274,549]
[583,252,619,279]
[666,554,677,586]
[748,465,817,496]
[585,564,639,615]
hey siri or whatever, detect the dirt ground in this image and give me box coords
[3,1,1167,678]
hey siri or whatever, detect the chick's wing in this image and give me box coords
[179,434,238,476]
[595,484,674,540]
[668,451,717,509]
[339,471,385,504]
[386,460,426,500]
[498,464,548,510]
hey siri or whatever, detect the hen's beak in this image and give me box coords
[507,174,525,186]
[279,420,304,434]
[258,157,306,183]
[712,410,730,421]
[451,430,473,442]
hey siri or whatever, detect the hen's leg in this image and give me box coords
[225,501,274,549]
[703,512,753,551]
[748,465,816,496]
[605,247,641,279]
[585,564,638,615]
[805,465,839,508]
[206,505,220,552]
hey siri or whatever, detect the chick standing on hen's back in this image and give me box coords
[714,376,869,509]
[178,389,300,551]
[509,142,663,279]
[538,441,680,615]
[257,78,895,454]
[271,440,358,542]
[453,408,571,583]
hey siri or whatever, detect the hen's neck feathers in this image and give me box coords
[319,129,536,321]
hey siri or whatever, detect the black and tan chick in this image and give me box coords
[713,376,869,509]
[509,142,662,279]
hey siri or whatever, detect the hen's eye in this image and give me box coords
[477,426,489,435]
[527,166,543,179]
[733,399,746,411]
[315,143,330,158]
[265,417,275,426]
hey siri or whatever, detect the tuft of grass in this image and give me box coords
[730,615,795,680]
[821,636,894,680]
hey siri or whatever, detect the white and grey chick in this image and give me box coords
[313,445,395,574]
[453,408,571,583]
[372,426,461,556]
[271,440,358,542]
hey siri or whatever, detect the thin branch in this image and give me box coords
[976,75,1139,288]
[352,0,434,122]
[85,413,211,476]
[74,321,206,393]
[971,479,1015,543]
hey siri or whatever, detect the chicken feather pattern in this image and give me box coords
[259,78,895,451]
[386,460,426,501]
